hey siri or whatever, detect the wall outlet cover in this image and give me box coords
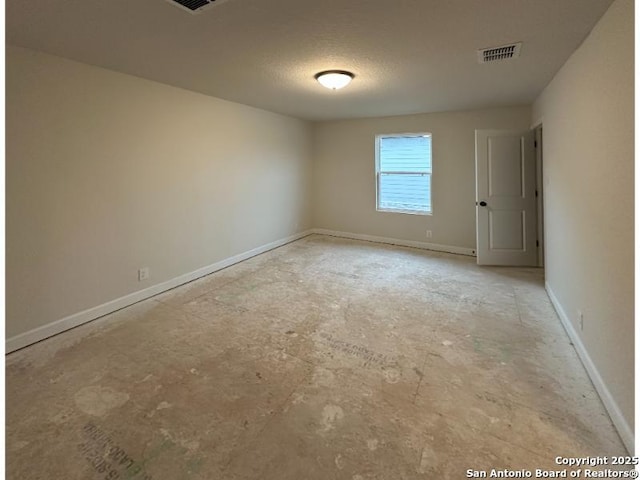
[138,267,150,281]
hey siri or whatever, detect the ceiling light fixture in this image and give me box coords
[315,70,354,90]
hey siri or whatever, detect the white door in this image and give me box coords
[475,129,537,266]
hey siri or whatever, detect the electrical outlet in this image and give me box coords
[426,230,432,238]
[138,267,150,282]
[577,310,584,331]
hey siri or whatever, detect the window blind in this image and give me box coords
[378,135,432,213]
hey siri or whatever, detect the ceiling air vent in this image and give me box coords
[164,0,229,14]
[478,42,522,63]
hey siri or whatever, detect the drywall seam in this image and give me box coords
[6,230,314,353]
[546,282,634,454]
[313,229,476,256]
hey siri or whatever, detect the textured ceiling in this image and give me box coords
[6,0,613,121]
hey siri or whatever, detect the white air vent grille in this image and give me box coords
[478,42,522,63]
[164,0,229,14]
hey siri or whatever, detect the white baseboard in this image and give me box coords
[312,229,476,257]
[6,230,314,353]
[545,282,634,454]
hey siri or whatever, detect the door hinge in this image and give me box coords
[536,240,539,247]
[534,140,537,148]
[535,190,538,197]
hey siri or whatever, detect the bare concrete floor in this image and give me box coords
[6,235,626,479]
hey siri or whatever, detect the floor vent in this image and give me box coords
[164,0,228,14]
[478,42,522,63]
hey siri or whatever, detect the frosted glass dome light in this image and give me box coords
[315,70,354,90]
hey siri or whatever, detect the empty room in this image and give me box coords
[5,0,634,478]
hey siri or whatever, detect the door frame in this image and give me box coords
[534,124,545,268]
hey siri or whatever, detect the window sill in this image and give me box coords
[376,208,432,216]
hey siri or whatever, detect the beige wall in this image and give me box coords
[532,0,634,443]
[312,107,531,249]
[6,46,313,340]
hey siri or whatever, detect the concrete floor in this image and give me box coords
[6,235,627,479]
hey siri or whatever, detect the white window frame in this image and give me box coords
[375,132,433,216]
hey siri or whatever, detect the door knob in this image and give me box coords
[478,201,487,207]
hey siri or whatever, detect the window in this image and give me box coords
[375,133,432,215]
